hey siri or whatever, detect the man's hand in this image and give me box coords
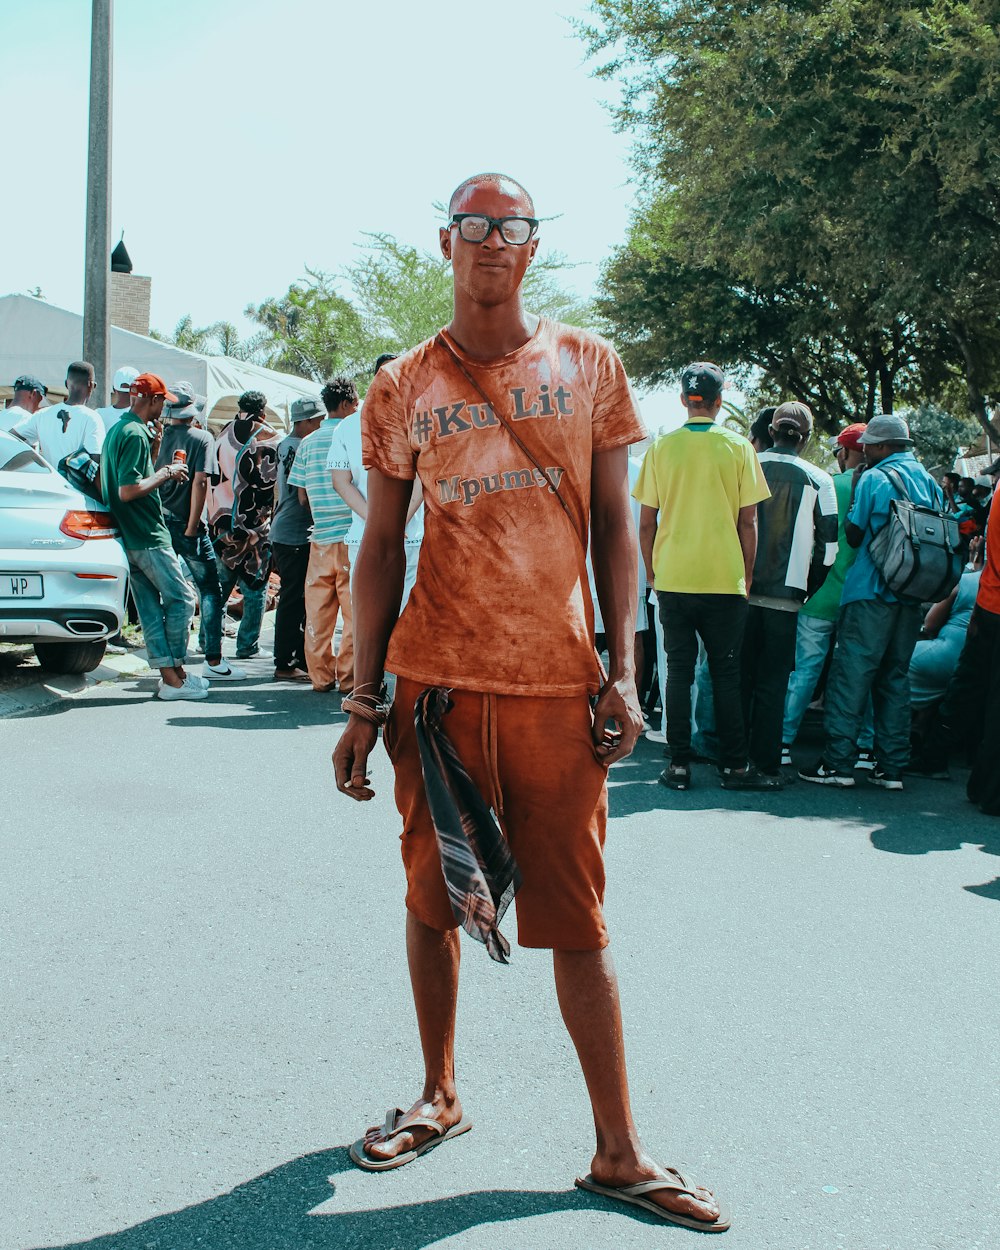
[333,716,380,801]
[159,461,189,485]
[591,675,643,768]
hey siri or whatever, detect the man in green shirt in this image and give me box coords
[781,422,873,763]
[101,373,207,702]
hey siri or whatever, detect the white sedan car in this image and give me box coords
[0,430,128,673]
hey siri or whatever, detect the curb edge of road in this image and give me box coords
[0,650,155,719]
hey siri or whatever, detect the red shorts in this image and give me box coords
[384,677,609,950]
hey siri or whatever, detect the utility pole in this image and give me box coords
[82,0,113,407]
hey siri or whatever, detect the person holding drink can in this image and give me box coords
[156,383,246,681]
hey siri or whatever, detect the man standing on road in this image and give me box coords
[13,361,105,468]
[782,422,876,767]
[634,362,780,792]
[740,401,838,778]
[155,383,245,682]
[95,366,139,429]
[271,396,324,683]
[800,414,943,789]
[290,377,357,694]
[101,373,206,702]
[333,173,728,1233]
[328,354,424,611]
[2,374,47,431]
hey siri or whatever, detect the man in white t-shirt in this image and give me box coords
[2,374,48,432]
[13,360,105,467]
[96,366,139,429]
[327,353,423,608]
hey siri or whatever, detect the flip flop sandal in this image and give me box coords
[576,1167,731,1233]
[349,1107,473,1172]
[658,764,692,791]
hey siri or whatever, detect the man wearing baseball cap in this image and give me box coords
[634,361,780,790]
[154,384,245,682]
[2,374,47,432]
[12,361,105,471]
[101,373,207,701]
[96,366,139,430]
[800,413,942,789]
[741,401,838,778]
[782,421,876,765]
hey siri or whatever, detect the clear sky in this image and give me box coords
[1,0,690,428]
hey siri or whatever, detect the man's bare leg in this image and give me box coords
[362,912,465,1160]
[554,947,721,1223]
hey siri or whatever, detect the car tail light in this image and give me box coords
[74,572,119,580]
[60,510,120,540]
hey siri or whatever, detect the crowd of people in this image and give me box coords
[633,368,1000,815]
[6,172,1000,1233]
[3,350,998,814]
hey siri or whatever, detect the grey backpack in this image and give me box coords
[866,465,961,603]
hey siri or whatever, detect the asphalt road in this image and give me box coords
[2,664,998,1250]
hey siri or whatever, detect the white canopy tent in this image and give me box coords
[0,293,321,431]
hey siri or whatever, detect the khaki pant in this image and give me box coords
[304,540,353,691]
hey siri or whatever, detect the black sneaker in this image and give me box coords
[855,750,876,771]
[868,768,904,791]
[904,761,951,781]
[721,765,784,791]
[798,759,856,787]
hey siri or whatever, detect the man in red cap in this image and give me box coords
[100,374,207,701]
[782,422,873,762]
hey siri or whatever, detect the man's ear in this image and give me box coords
[439,226,452,262]
[527,235,540,264]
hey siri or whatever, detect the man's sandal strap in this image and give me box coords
[382,1107,447,1141]
[617,1170,696,1199]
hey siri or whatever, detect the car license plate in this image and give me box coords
[0,573,43,599]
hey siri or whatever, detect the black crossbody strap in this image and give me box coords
[875,464,913,503]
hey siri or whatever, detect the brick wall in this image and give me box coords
[110,273,151,336]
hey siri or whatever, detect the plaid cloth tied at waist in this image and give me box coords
[413,687,522,964]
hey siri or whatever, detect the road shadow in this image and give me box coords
[612,737,1000,902]
[25,1146,652,1250]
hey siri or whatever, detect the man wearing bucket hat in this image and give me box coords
[800,413,942,789]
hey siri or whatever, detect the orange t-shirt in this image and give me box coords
[977,487,1000,615]
[361,317,646,695]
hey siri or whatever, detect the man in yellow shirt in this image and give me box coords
[634,362,781,791]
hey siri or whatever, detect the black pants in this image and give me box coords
[658,591,749,770]
[925,604,1000,814]
[740,604,799,773]
[272,541,310,670]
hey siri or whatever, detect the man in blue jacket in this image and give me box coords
[800,414,943,790]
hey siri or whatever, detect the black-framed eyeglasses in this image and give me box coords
[450,213,539,245]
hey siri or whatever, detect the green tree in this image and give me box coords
[583,0,1000,439]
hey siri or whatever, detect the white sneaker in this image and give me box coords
[157,677,209,702]
[645,728,668,743]
[202,659,248,680]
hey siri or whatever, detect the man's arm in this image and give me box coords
[297,487,310,510]
[119,461,186,502]
[590,445,643,767]
[332,468,412,801]
[331,469,368,520]
[186,472,209,536]
[638,504,658,587]
[737,504,758,592]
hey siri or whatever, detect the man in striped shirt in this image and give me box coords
[741,401,838,777]
[289,377,357,693]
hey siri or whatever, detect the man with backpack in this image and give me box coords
[800,414,948,790]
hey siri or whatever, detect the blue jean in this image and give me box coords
[126,545,196,669]
[215,557,267,657]
[165,515,223,662]
[823,598,922,772]
[691,646,719,761]
[783,614,874,750]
